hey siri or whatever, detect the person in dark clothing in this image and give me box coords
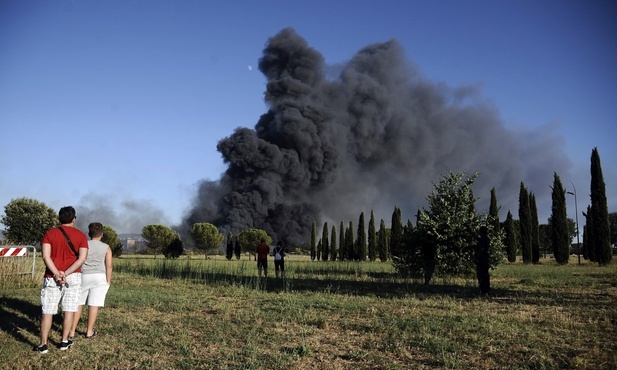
[272,241,286,279]
[422,242,436,286]
[476,226,491,295]
[255,238,270,278]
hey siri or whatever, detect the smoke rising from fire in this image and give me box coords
[183,28,570,245]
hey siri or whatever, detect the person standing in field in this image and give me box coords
[70,222,113,339]
[256,238,270,278]
[35,206,88,354]
[272,240,286,279]
[476,226,491,296]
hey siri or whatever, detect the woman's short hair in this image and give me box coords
[88,222,104,238]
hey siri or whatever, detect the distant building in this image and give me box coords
[119,235,146,253]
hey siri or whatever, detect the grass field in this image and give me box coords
[1,254,616,369]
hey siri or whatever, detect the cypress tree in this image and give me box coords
[518,182,532,263]
[226,231,234,260]
[530,193,540,263]
[378,219,388,262]
[504,211,518,262]
[330,225,337,261]
[368,211,377,261]
[322,222,329,261]
[609,212,617,248]
[590,147,612,265]
[310,221,317,261]
[357,212,367,261]
[339,221,345,261]
[390,206,403,259]
[489,187,501,239]
[583,205,594,261]
[550,173,570,264]
[346,221,354,261]
[234,233,241,260]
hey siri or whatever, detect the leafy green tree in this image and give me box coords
[226,231,234,260]
[589,148,612,265]
[368,211,377,261]
[142,224,179,259]
[550,173,570,264]
[395,218,421,276]
[530,193,540,264]
[489,188,501,239]
[321,222,329,261]
[518,182,532,264]
[390,207,403,259]
[330,225,337,261]
[338,221,345,261]
[1,197,58,246]
[164,238,184,259]
[356,212,367,261]
[190,223,223,258]
[237,228,271,259]
[378,219,388,262]
[396,171,499,277]
[102,225,122,257]
[504,211,518,262]
[310,221,317,261]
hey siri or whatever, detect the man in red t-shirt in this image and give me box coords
[35,206,88,354]
[255,238,270,278]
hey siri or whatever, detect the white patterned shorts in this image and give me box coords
[40,273,81,314]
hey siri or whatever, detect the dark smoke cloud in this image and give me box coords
[183,28,571,245]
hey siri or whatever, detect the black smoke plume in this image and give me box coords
[183,28,570,246]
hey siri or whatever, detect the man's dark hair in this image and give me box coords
[58,206,76,224]
[88,222,104,238]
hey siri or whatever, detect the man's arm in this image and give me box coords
[42,242,62,279]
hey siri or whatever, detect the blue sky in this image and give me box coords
[1,0,615,234]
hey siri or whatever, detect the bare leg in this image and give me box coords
[86,306,100,337]
[61,312,75,342]
[70,305,83,338]
[39,314,53,345]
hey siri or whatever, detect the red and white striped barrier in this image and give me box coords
[0,247,28,257]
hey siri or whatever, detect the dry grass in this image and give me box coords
[0,255,616,369]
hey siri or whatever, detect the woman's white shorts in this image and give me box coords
[79,273,110,307]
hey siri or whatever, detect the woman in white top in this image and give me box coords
[69,222,112,339]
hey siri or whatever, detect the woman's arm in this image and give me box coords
[105,246,113,284]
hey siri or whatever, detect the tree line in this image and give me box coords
[2,148,614,270]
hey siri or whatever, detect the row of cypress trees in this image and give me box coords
[512,147,612,266]
[311,148,611,266]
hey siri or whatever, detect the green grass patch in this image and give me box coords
[1,255,615,369]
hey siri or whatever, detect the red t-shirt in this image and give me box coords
[41,226,89,277]
[256,243,270,260]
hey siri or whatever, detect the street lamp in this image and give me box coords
[567,181,581,265]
